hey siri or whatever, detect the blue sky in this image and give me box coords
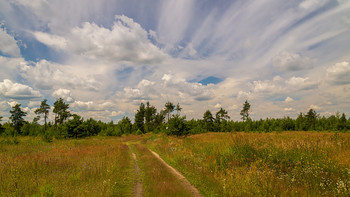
[0,0,350,122]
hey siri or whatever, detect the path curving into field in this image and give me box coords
[130,148,143,197]
[147,148,203,197]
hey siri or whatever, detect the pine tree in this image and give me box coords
[35,99,50,130]
[9,104,27,136]
[53,98,70,126]
[240,100,251,121]
[203,110,214,131]
[165,101,175,122]
[134,103,145,132]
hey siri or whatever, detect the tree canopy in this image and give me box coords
[9,104,27,136]
[240,100,251,121]
[53,98,70,126]
[35,99,50,130]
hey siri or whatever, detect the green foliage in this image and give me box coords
[0,116,4,135]
[240,100,251,121]
[166,114,188,136]
[203,110,214,131]
[9,104,27,136]
[165,101,175,121]
[81,118,101,136]
[117,117,132,134]
[43,131,53,143]
[134,103,145,132]
[175,103,182,114]
[53,98,70,126]
[39,184,54,197]
[134,102,165,133]
[100,121,122,136]
[186,119,205,134]
[215,108,230,132]
[35,99,50,130]
[20,123,43,136]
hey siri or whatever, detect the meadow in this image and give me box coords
[1,132,350,196]
[0,136,136,197]
[144,132,350,196]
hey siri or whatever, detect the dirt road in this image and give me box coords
[128,143,202,197]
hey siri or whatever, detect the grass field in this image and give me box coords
[145,132,350,196]
[1,132,350,196]
[0,136,136,197]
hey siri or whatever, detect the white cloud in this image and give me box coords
[299,0,328,10]
[157,0,195,46]
[11,0,48,10]
[253,80,278,93]
[0,27,20,57]
[326,61,350,85]
[284,96,294,103]
[272,52,313,71]
[214,103,222,109]
[52,88,74,102]
[111,111,124,117]
[0,79,41,99]
[33,31,67,49]
[284,107,294,112]
[71,100,121,115]
[1,1,350,121]
[309,104,321,110]
[0,56,24,80]
[71,100,93,110]
[66,15,167,64]
[28,101,41,108]
[7,101,19,108]
[285,77,318,90]
[228,105,238,111]
[20,59,100,91]
[237,91,253,100]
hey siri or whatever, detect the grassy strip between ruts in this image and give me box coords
[131,143,194,197]
[144,132,350,196]
[0,137,134,197]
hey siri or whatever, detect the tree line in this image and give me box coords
[0,99,349,141]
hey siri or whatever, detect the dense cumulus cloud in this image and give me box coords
[0,0,349,122]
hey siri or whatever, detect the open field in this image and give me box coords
[0,136,136,196]
[144,132,350,196]
[1,132,350,196]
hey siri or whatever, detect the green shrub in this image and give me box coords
[166,115,188,136]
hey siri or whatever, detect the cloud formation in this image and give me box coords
[326,61,350,85]
[0,79,41,99]
[33,15,167,65]
[0,27,20,57]
[272,52,313,71]
[0,0,349,122]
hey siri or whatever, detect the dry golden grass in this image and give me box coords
[0,137,134,196]
[145,132,350,196]
[2,132,350,196]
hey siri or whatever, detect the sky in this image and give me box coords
[0,0,350,123]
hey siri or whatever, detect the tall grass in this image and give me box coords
[0,137,134,196]
[131,143,193,197]
[145,132,350,196]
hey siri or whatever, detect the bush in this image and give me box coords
[166,115,188,136]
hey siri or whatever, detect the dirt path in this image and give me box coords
[148,148,203,197]
[130,149,143,197]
